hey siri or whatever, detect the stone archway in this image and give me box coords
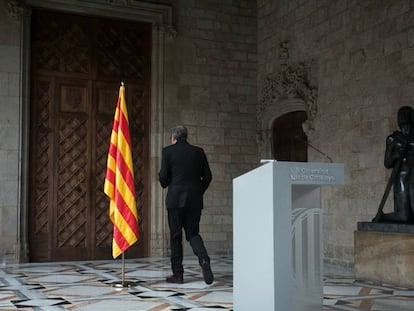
[272,110,308,162]
[258,98,307,159]
[257,42,318,159]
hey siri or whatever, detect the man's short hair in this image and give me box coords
[171,126,188,140]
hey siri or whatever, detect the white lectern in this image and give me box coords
[233,161,344,311]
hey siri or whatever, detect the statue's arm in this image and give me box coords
[384,133,404,169]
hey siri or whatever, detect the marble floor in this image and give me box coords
[1,256,414,310]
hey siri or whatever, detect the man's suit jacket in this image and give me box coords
[159,140,212,209]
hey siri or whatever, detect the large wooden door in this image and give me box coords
[272,111,308,162]
[29,9,150,261]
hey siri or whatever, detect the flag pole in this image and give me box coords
[121,252,125,287]
[112,251,137,288]
[106,81,139,289]
[120,80,126,287]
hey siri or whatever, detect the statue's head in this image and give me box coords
[397,106,414,133]
[397,106,412,125]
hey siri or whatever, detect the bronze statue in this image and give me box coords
[373,106,414,223]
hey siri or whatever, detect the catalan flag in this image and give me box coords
[104,84,139,258]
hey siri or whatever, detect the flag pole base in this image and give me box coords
[111,280,138,288]
[111,252,138,289]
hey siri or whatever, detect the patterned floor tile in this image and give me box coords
[1,256,414,310]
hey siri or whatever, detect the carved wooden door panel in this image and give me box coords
[272,111,308,162]
[29,9,150,261]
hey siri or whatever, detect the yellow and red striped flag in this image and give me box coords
[104,84,139,258]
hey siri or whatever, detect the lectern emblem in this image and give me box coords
[290,167,301,174]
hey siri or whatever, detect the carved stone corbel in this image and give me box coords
[7,0,29,20]
[154,23,177,39]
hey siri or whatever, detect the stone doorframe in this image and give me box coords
[257,62,318,159]
[9,0,175,261]
[258,98,308,159]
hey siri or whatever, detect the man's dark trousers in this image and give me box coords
[168,207,210,276]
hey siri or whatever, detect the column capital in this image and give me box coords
[154,23,177,39]
[7,0,31,20]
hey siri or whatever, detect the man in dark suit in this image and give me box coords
[159,125,214,284]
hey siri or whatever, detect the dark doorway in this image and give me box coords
[272,111,308,162]
[29,9,150,261]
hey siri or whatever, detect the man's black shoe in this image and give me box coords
[201,260,214,285]
[166,275,184,284]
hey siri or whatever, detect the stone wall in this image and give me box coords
[7,0,403,266]
[0,0,258,261]
[258,0,414,266]
[164,0,258,255]
[0,0,22,263]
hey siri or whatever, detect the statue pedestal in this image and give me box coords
[355,222,414,287]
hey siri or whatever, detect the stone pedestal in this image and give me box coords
[355,222,414,287]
